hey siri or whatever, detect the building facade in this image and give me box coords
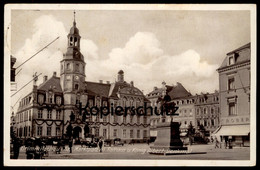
[215,43,250,146]
[146,82,191,140]
[13,17,150,143]
[194,91,220,135]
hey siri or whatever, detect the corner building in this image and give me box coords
[13,17,150,143]
[215,43,250,147]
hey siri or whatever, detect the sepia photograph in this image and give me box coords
[4,4,256,166]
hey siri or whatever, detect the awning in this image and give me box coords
[214,125,250,136]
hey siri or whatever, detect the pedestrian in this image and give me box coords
[214,137,219,149]
[98,138,103,153]
[210,136,214,143]
[69,139,73,153]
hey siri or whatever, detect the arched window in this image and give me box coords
[75,84,79,90]
[67,63,70,69]
[211,108,214,114]
[74,37,78,46]
[204,108,207,114]
[69,37,73,46]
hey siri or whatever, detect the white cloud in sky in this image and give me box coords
[12,14,219,112]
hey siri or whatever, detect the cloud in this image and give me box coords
[98,32,219,94]
[11,15,99,111]
[12,16,219,112]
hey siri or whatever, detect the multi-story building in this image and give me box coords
[169,95,197,135]
[215,43,250,146]
[13,16,150,143]
[194,91,220,135]
[146,82,191,140]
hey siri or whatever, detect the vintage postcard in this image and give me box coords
[4,4,256,166]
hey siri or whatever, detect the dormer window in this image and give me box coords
[228,53,238,66]
[229,56,235,65]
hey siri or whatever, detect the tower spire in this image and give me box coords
[73,10,76,26]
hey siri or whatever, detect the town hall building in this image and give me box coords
[12,15,151,143]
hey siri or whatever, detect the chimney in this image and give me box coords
[130,81,134,87]
[106,81,110,84]
[153,86,158,91]
[99,80,103,84]
[53,71,57,77]
[43,75,48,82]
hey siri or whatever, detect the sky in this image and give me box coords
[9,8,250,112]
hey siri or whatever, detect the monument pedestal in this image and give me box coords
[150,122,187,150]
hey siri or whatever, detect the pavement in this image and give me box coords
[16,143,250,160]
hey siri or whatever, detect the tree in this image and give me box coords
[70,111,75,122]
[187,122,195,136]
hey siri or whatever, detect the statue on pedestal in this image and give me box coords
[150,91,187,151]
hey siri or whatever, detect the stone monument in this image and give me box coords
[150,92,187,151]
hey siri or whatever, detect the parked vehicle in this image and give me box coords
[81,137,98,148]
[114,138,124,146]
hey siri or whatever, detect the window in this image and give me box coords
[28,126,30,136]
[137,130,140,138]
[204,108,207,114]
[228,77,235,90]
[130,130,134,138]
[47,126,52,136]
[229,56,235,65]
[56,96,62,105]
[38,94,44,104]
[38,110,43,119]
[143,130,147,138]
[89,99,94,107]
[113,129,117,137]
[56,127,60,136]
[67,63,71,69]
[56,111,61,120]
[75,64,79,72]
[103,129,107,138]
[211,108,214,114]
[130,115,133,124]
[137,116,140,124]
[37,126,42,136]
[75,84,79,90]
[96,114,100,122]
[204,120,207,126]
[211,119,215,126]
[103,116,107,122]
[29,110,32,121]
[47,110,52,119]
[95,128,99,137]
[123,116,126,124]
[123,129,126,138]
[143,116,147,124]
[113,115,118,123]
[229,102,236,116]
[69,37,73,46]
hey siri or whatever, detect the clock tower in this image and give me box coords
[60,12,86,107]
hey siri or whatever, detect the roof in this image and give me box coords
[37,76,63,93]
[147,85,173,96]
[109,81,129,98]
[168,82,191,99]
[218,43,251,70]
[85,81,111,97]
